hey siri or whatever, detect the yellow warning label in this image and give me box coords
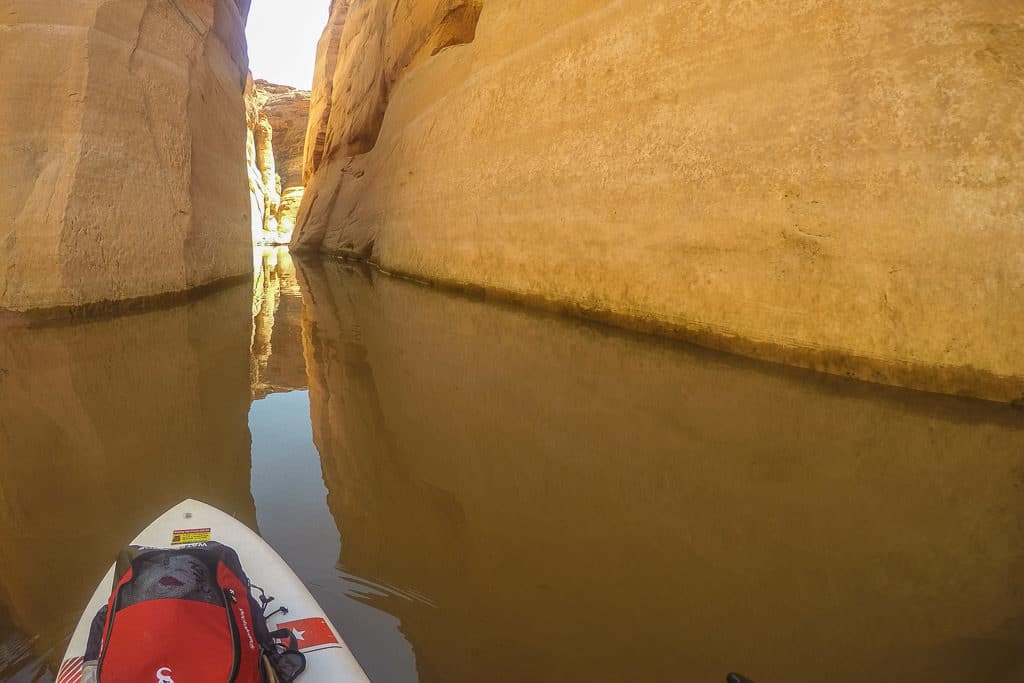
[171,528,212,545]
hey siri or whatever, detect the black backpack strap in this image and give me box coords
[84,604,108,661]
[267,628,298,651]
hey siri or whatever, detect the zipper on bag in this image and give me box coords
[225,588,242,682]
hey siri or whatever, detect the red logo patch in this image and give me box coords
[276,617,340,651]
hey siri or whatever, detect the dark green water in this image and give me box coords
[1,247,1022,682]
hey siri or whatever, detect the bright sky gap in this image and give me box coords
[245,0,332,89]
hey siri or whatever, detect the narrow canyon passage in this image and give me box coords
[1,251,1023,682]
[4,0,1020,399]
[2,1,1022,682]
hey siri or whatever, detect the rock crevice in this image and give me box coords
[301,0,483,169]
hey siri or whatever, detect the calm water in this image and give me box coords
[1,247,1023,682]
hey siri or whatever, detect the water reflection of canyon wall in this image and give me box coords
[252,247,308,398]
[0,285,256,677]
[297,257,1024,683]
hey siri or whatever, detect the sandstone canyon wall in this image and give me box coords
[0,0,254,314]
[246,78,311,244]
[256,80,310,189]
[302,0,351,183]
[246,74,283,243]
[293,0,1024,403]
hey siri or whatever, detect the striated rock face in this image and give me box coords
[246,77,310,244]
[300,0,480,172]
[254,80,310,188]
[0,0,253,314]
[303,0,351,183]
[293,0,1024,402]
[276,186,306,237]
[246,74,283,241]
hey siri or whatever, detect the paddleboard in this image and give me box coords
[58,499,370,683]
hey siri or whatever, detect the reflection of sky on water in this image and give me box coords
[249,391,420,683]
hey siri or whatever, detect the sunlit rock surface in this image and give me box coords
[0,0,253,313]
[246,74,281,241]
[0,284,256,675]
[296,256,1024,683]
[255,80,310,189]
[277,187,306,238]
[293,0,1024,402]
[246,77,310,245]
[303,0,351,183]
